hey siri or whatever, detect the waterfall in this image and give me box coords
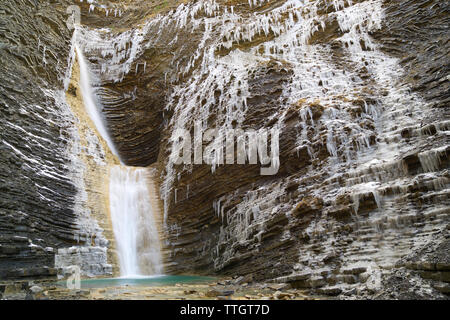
[76,45,118,157]
[76,42,163,277]
[67,0,448,292]
[109,166,163,277]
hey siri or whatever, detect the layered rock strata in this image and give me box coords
[0,0,448,299]
[76,0,449,298]
[0,0,118,279]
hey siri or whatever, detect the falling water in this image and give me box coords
[109,166,163,277]
[76,45,119,156]
[76,40,163,277]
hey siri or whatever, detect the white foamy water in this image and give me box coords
[109,166,163,277]
[76,44,119,156]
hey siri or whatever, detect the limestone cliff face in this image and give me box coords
[0,0,449,299]
[0,0,76,278]
[61,58,120,277]
[79,0,448,298]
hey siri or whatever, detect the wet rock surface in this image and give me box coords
[146,0,449,299]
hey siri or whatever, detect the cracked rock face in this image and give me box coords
[1,0,449,299]
[0,0,79,279]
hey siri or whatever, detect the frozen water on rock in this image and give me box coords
[418,146,448,173]
[153,0,434,225]
[68,25,165,277]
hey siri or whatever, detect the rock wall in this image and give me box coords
[0,0,117,279]
[162,0,449,298]
[61,57,120,277]
[79,0,448,298]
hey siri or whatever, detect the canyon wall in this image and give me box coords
[0,0,449,299]
[92,0,447,298]
[0,0,118,279]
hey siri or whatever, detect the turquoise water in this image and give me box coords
[58,275,216,289]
